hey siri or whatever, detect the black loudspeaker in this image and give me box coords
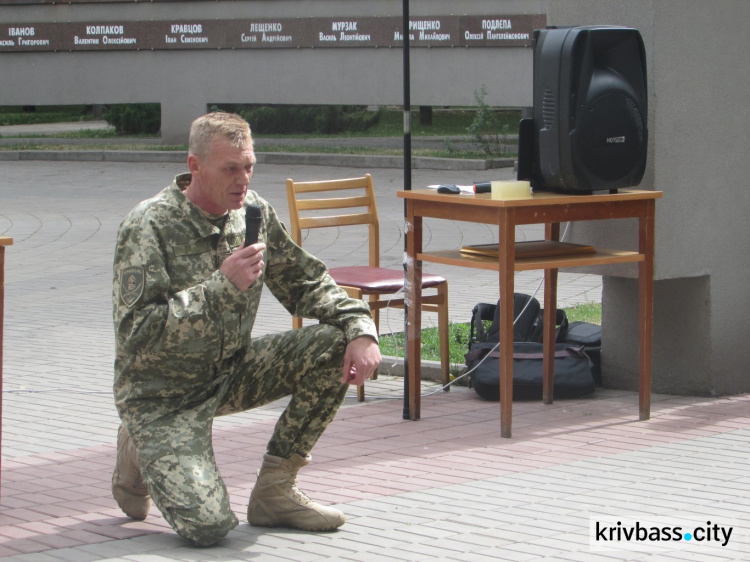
[517,26,648,193]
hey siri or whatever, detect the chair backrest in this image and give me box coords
[286,174,380,268]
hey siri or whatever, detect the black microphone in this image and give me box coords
[244,204,262,247]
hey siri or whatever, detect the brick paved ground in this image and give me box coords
[0,157,748,561]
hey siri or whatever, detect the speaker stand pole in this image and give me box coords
[402,0,412,420]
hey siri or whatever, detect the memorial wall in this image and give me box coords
[0,0,544,142]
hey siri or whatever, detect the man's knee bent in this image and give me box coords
[166,505,238,547]
[144,451,237,547]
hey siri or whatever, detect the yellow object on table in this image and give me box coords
[491,180,531,200]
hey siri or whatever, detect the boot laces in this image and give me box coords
[284,474,313,505]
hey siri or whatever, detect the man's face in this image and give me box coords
[189,138,256,214]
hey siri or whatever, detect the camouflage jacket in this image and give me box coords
[113,174,376,414]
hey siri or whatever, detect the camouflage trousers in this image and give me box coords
[118,323,349,546]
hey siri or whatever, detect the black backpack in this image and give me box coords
[469,293,568,345]
[466,294,595,401]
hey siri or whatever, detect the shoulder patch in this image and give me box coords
[120,266,145,307]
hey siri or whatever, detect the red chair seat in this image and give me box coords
[329,266,445,294]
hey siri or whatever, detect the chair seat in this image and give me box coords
[330,266,446,294]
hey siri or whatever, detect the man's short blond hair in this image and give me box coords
[188,112,253,159]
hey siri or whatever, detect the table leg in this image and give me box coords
[405,201,423,420]
[498,209,516,438]
[543,223,560,404]
[639,200,655,421]
[1,246,5,496]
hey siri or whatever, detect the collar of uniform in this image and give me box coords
[170,173,223,239]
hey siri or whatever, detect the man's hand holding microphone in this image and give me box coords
[221,205,265,292]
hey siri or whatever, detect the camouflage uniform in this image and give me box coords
[113,173,377,545]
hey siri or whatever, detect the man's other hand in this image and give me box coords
[341,336,382,386]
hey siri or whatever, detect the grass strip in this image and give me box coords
[379,302,602,363]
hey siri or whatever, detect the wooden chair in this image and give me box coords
[286,174,450,401]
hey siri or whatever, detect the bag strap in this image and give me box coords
[469,302,497,345]
[474,344,586,361]
[513,347,583,360]
[555,309,569,342]
[528,308,570,343]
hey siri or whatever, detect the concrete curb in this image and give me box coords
[0,149,515,170]
[259,151,514,170]
[379,355,464,383]
[0,137,163,147]
[0,150,187,163]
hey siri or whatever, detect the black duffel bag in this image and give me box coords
[466,341,595,401]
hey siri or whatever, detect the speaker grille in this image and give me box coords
[542,89,556,129]
[576,92,646,182]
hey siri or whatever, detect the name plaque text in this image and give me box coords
[1,15,546,52]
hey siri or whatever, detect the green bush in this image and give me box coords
[104,103,161,135]
[0,105,93,127]
[337,106,382,133]
[239,105,380,135]
[466,85,512,158]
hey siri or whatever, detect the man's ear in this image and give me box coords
[187,153,200,175]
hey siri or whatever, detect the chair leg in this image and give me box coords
[292,316,302,330]
[357,384,365,402]
[369,295,380,382]
[370,296,380,333]
[437,283,450,389]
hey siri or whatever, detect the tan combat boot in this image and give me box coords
[247,453,345,531]
[111,424,151,520]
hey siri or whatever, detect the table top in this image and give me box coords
[397,188,663,208]
[0,237,13,246]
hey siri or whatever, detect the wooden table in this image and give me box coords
[397,189,662,437]
[1,236,12,494]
